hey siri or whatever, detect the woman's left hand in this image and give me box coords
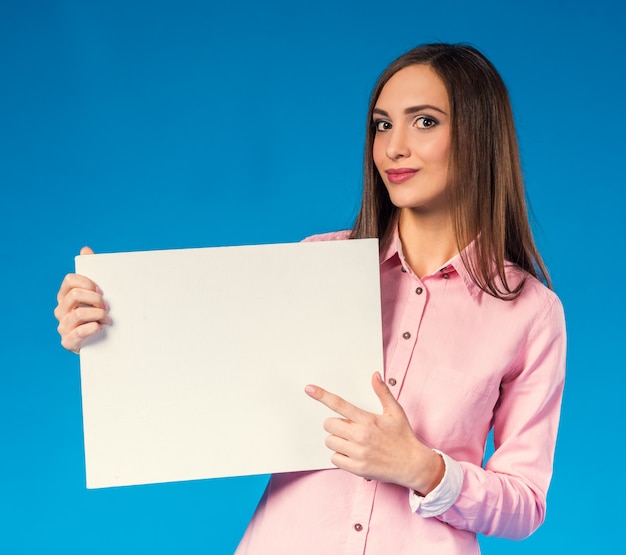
[305,372,444,495]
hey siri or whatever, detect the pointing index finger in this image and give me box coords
[305,385,363,421]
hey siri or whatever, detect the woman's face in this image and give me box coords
[372,64,451,217]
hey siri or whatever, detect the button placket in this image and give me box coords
[386,274,426,399]
[343,479,377,553]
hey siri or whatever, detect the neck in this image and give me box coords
[398,208,458,278]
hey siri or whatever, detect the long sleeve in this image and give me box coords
[435,295,566,538]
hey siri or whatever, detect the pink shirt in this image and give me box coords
[236,230,566,554]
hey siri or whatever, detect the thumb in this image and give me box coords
[80,246,94,255]
[372,371,401,415]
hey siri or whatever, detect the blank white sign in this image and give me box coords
[76,239,383,489]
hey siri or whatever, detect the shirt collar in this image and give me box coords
[380,225,483,301]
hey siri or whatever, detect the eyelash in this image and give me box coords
[372,116,439,132]
[373,120,392,132]
[415,116,438,129]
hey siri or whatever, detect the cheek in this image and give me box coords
[421,135,450,170]
[435,135,451,166]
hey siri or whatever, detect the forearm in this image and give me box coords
[436,460,546,539]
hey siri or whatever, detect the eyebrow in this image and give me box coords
[373,104,448,117]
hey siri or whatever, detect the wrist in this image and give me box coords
[411,450,445,497]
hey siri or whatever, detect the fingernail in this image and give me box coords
[375,371,383,382]
[96,286,103,295]
[104,300,110,312]
[305,385,317,396]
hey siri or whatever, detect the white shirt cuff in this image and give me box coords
[408,449,463,517]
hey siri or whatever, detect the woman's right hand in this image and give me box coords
[54,246,111,354]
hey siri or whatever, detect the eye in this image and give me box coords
[373,119,392,132]
[415,116,438,129]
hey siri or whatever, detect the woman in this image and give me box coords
[55,43,566,554]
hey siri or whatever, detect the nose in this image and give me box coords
[385,128,410,160]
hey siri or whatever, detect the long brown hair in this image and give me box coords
[351,43,551,300]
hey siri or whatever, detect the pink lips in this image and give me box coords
[385,168,419,184]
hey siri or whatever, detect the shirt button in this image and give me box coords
[415,287,423,295]
[354,523,363,532]
[402,331,411,340]
[442,273,450,279]
[401,266,407,273]
[388,378,397,386]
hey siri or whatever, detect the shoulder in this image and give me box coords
[504,265,566,332]
[506,264,561,305]
[301,230,352,243]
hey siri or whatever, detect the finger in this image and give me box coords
[323,437,360,472]
[323,416,353,437]
[60,321,105,353]
[56,246,96,303]
[371,371,403,416]
[54,285,107,324]
[56,273,102,304]
[325,434,352,457]
[57,305,111,336]
[329,452,367,478]
[305,385,364,421]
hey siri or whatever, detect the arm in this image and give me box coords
[54,246,111,353]
[434,297,567,539]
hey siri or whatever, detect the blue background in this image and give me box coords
[1,0,624,552]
